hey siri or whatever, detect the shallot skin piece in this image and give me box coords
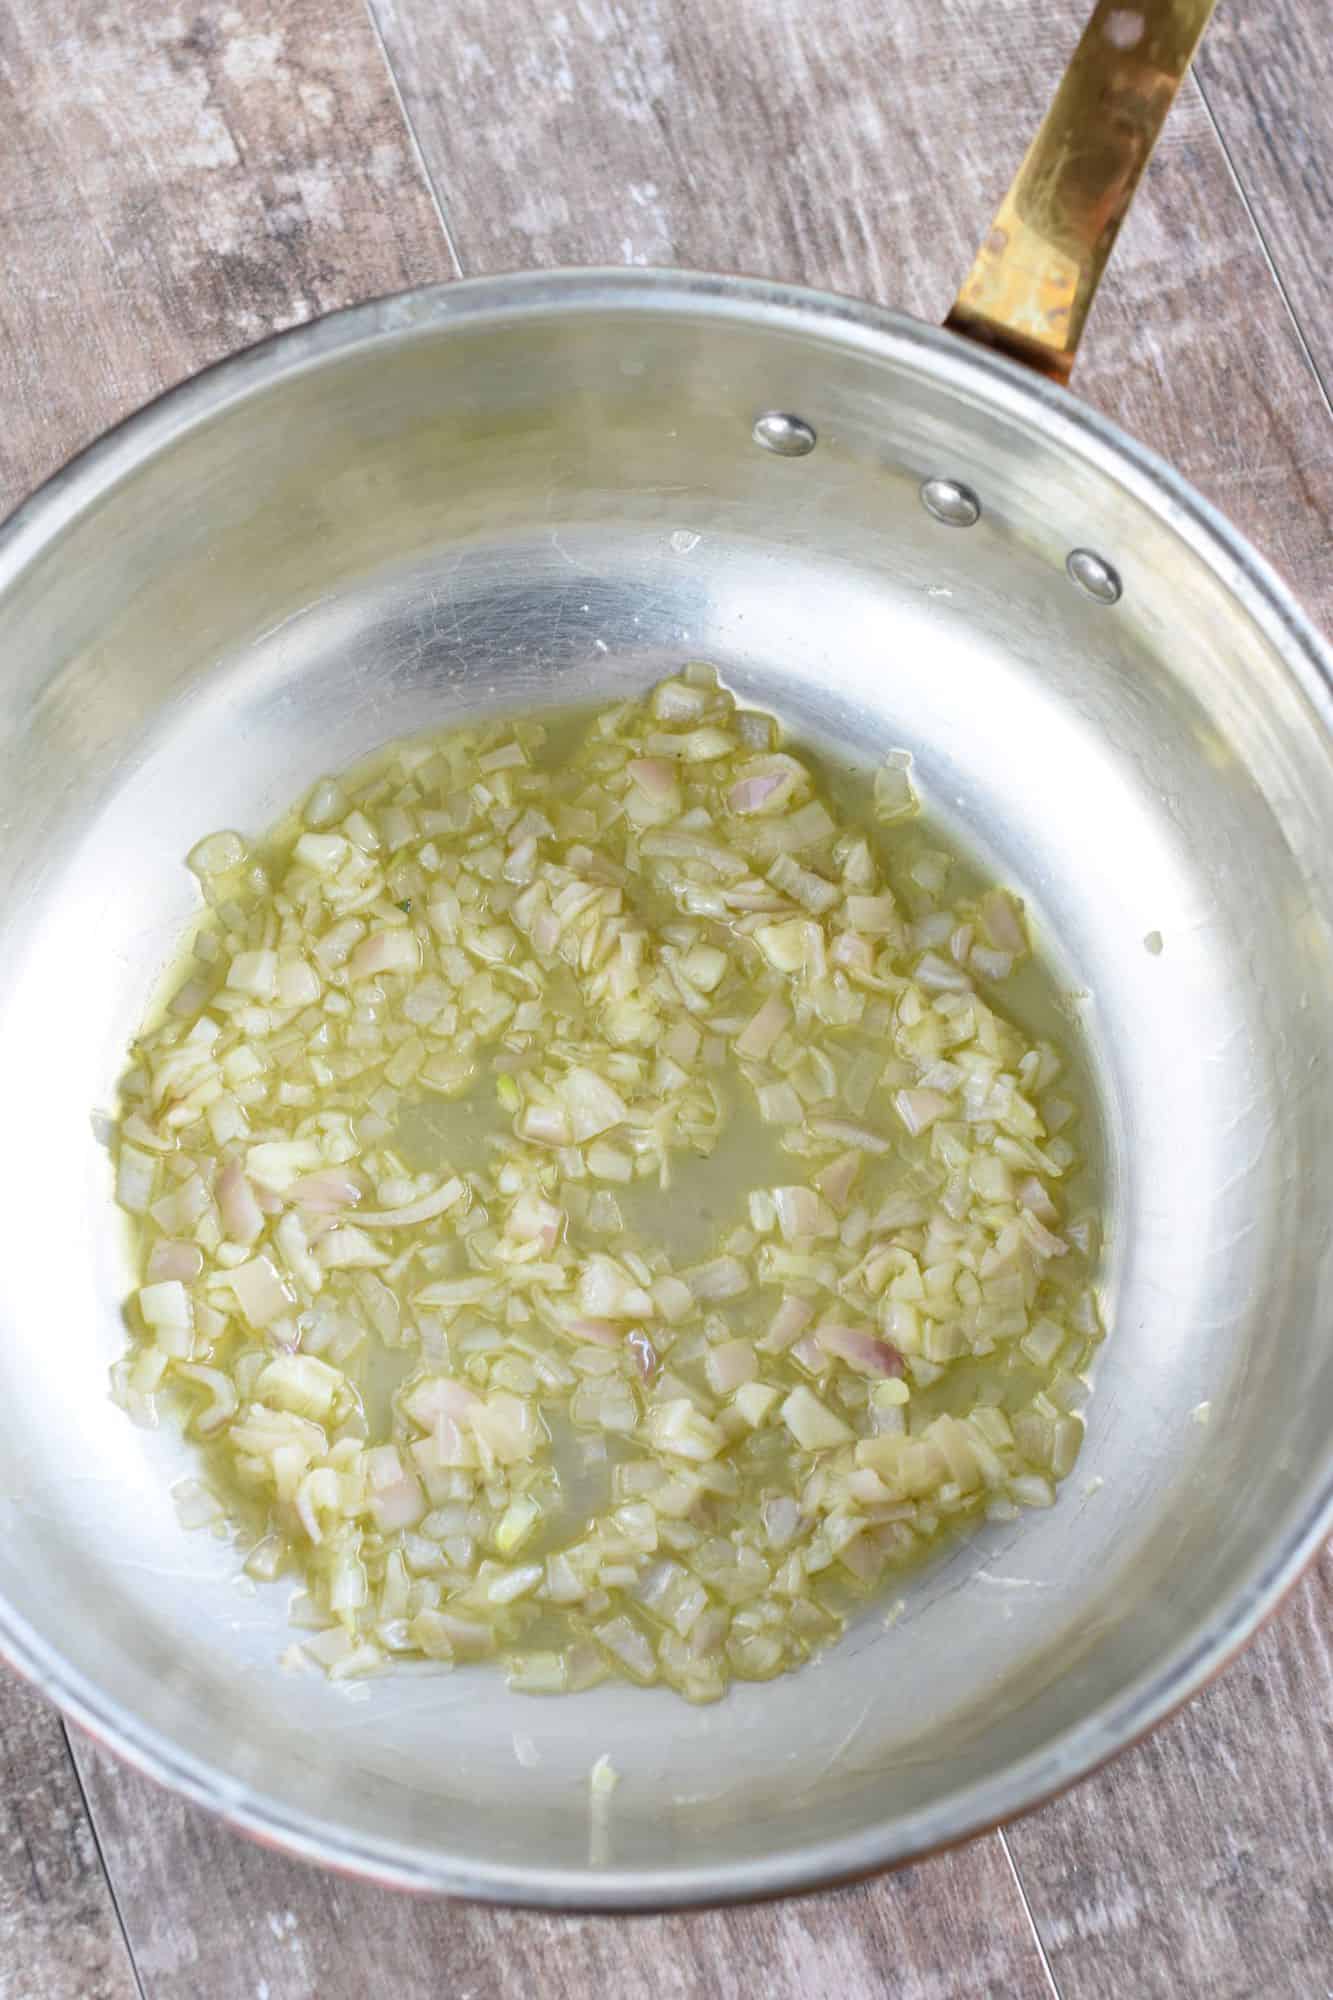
[815,1323,904,1377]
[111,663,1102,1700]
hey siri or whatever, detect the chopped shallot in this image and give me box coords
[109,664,1100,1706]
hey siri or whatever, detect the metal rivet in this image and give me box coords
[753,412,816,457]
[920,477,981,527]
[1066,548,1123,605]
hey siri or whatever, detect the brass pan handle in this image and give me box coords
[946,0,1218,382]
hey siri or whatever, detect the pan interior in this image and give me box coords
[0,282,1329,1899]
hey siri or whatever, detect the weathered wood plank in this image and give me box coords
[0,3,1051,1992]
[0,0,452,1992]
[0,0,454,516]
[371,0,1333,628]
[68,1733,1059,2000]
[1196,2,1333,402]
[368,4,1333,1999]
[0,1677,139,2000]
[1007,1547,1333,2000]
[0,3,1327,1998]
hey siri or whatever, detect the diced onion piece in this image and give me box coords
[495,1495,542,1554]
[651,1275,694,1323]
[147,1239,204,1284]
[651,677,711,722]
[175,1366,238,1435]
[415,1275,499,1309]
[705,1339,758,1394]
[758,1297,814,1354]
[844,895,898,935]
[316,1225,389,1269]
[349,930,420,980]
[772,1187,838,1243]
[304,779,347,830]
[830,933,874,975]
[769,853,840,915]
[916,951,971,993]
[754,920,811,973]
[757,1082,803,1126]
[628,758,680,801]
[647,725,735,763]
[763,1495,802,1545]
[727,756,804,816]
[780,1386,853,1450]
[809,1117,892,1154]
[680,944,727,993]
[365,1447,426,1530]
[290,1171,364,1214]
[734,1381,779,1427]
[647,1399,726,1462]
[276,956,321,1006]
[116,1145,158,1215]
[728,771,786,814]
[255,1354,344,1421]
[971,946,1013,981]
[566,1317,624,1349]
[226,950,278,1000]
[873,752,917,822]
[684,1256,749,1302]
[139,1280,193,1335]
[217,1161,265,1245]
[814,1151,861,1213]
[748,800,836,854]
[590,1752,620,1792]
[294,831,350,873]
[980,888,1027,956]
[228,1253,294,1328]
[187,830,246,878]
[365,1443,406,1489]
[355,1177,465,1228]
[403,1374,480,1430]
[894,1089,953,1137]
[578,1257,654,1319]
[734,993,790,1060]
[371,1475,425,1532]
[246,1140,325,1193]
[519,1102,572,1147]
[562,1068,629,1142]
[469,1393,542,1465]
[593,1616,658,1682]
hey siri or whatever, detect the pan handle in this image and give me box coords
[945,0,1217,382]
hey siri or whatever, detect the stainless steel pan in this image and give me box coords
[0,0,1329,1907]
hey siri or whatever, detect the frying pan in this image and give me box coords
[0,0,1329,1908]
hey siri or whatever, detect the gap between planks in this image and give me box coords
[1191,75,1333,420]
[61,1722,150,2000]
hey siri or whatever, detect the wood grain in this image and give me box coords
[0,0,453,515]
[363,5,1331,1989]
[0,0,1329,1995]
[0,0,448,1990]
[0,1677,138,2000]
[0,3,1049,1995]
[371,0,1333,629]
[1007,1547,1333,2000]
[1196,1,1333,403]
[67,1732,1059,2000]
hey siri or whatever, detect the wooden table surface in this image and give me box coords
[1,2,1329,1994]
